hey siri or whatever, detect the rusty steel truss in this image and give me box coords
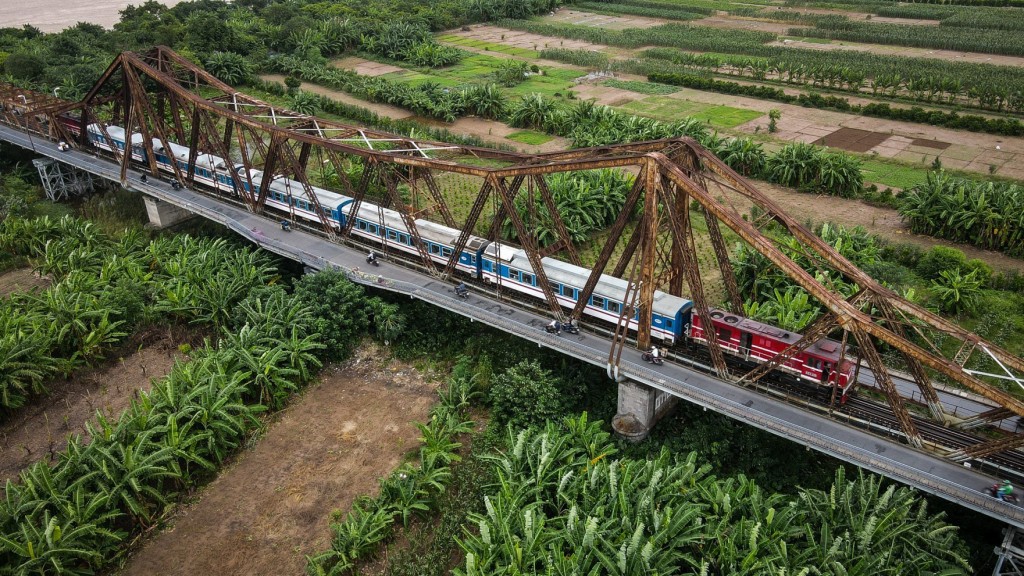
[4,46,1024,464]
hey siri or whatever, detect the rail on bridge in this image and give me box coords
[3,46,1024,474]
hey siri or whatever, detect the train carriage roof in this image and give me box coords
[541,257,692,318]
[412,219,490,252]
[248,171,352,209]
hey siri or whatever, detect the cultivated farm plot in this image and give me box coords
[0,328,194,482]
[544,8,668,30]
[620,95,763,128]
[121,344,440,576]
[770,36,1024,69]
[444,24,609,53]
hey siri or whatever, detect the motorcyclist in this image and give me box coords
[650,345,661,360]
[548,319,561,334]
[367,250,377,264]
[455,282,468,297]
[998,480,1014,501]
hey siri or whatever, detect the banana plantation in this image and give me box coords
[900,172,1024,257]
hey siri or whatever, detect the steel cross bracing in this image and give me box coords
[4,46,1024,471]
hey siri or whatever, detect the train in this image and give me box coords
[84,122,857,401]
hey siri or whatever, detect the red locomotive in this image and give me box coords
[690,309,856,403]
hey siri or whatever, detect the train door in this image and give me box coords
[739,332,752,360]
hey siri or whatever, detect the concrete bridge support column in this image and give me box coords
[611,379,679,442]
[143,196,193,229]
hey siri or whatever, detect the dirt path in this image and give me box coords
[721,179,1024,273]
[0,268,49,297]
[0,327,193,482]
[119,343,440,576]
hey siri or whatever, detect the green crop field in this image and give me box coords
[436,35,541,59]
[620,95,762,128]
[506,130,555,145]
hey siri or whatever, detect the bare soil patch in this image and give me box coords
[0,326,198,483]
[814,127,891,153]
[332,57,407,77]
[545,8,667,30]
[695,15,793,34]
[717,179,1024,273]
[766,7,941,26]
[911,138,950,150]
[454,23,607,51]
[119,343,441,576]
[0,268,49,297]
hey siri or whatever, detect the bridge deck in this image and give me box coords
[3,123,1023,527]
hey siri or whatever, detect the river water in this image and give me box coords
[0,0,185,33]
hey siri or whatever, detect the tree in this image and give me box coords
[488,359,581,428]
[293,270,371,360]
[768,108,781,133]
[3,52,45,81]
[931,267,983,315]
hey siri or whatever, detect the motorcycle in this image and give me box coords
[544,321,579,335]
[454,285,469,300]
[641,350,664,366]
[988,484,1019,503]
[280,220,291,232]
[366,254,379,267]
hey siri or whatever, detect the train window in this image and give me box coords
[549,282,560,295]
[470,255,477,265]
[430,244,442,255]
[592,295,606,309]
[387,230,399,241]
[442,248,453,257]
[717,327,732,342]
[522,273,534,285]
[806,357,822,370]
[665,319,673,329]
[608,302,622,314]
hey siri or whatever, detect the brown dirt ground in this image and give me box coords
[0,268,50,296]
[0,326,197,483]
[118,343,440,576]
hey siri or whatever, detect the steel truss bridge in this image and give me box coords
[5,47,1024,537]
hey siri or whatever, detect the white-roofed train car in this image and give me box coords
[480,243,692,342]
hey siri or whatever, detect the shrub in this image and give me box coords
[488,359,581,428]
[917,245,968,281]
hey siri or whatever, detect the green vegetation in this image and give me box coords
[436,35,540,58]
[502,168,632,246]
[505,130,554,145]
[602,78,680,95]
[900,171,1024,257]
[618,95,762,127]
[791,17,1024,57]
[454,416,970,574]
[504,19,1024,112]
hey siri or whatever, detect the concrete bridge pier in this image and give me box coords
[143,195,193,229]
[611,378,679,442]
